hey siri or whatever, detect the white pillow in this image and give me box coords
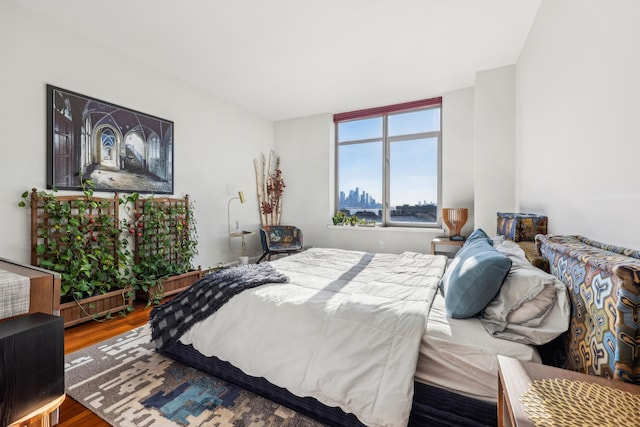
[480,253,570,345]
[507,284,557,324]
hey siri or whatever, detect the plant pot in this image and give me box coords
[59,287,134,328]
[136,269,203,302]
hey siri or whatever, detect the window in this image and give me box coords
[334,97,442,227]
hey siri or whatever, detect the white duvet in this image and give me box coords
[180,248,447,427]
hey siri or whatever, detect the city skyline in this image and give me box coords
[339,185,436,210]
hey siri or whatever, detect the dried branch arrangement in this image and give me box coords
[253,150,285,226]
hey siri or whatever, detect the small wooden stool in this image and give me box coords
[8,394,65,427]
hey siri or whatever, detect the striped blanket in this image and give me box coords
[150,263,288,350]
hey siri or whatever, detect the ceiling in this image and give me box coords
[16,0,541,121]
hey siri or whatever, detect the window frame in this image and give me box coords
[334,97,442,228]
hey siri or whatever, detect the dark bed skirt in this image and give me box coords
[160,342,497,427]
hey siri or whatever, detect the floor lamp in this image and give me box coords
[227,191,247,263]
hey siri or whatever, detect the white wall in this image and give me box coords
[516,0,640,249]
[274,114,334,248]
[474,65,517,235]
[442,87,475,237]
[273,88,476,254]
[0,2,273,267]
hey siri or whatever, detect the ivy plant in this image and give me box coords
[19,180,132,302]
[127,193,198,304]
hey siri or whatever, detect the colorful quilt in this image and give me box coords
[538,235,640,383]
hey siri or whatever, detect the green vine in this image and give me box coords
[127,194,199,304]
[19,180,132,302]
[19,183,198,308]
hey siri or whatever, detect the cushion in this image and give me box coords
[482,257,557,325]
[464,228,492,245]
[440,235,512,318]
[480,240,571,344]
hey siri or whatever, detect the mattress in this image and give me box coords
[415,290,541,402]
[179,249,446,427]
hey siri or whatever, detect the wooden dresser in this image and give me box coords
[0,257,61,316]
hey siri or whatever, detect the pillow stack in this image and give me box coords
[480,239,570,345]
[438,229,570,345]
[439,229,512,318]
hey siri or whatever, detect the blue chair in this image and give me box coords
[258,226,303,263]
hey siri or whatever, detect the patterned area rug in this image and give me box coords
[65,324,327,426]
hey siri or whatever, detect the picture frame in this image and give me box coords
[47,84,174,194]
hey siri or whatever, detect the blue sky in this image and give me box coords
[338,109,440,207]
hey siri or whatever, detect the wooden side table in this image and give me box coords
[497,356,640,426]
[8,394,65,427]
[430,237,464,256]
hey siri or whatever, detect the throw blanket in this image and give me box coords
[179,248,447,427]
[150,263,288,350]
[0,269,30,320]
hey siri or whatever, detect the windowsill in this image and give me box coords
[327,224,445,234]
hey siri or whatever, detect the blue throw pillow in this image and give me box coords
[464,228,492,246]
[440,237,512,318]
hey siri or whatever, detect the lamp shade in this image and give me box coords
[238,191,245,204]
[443,208,468,239]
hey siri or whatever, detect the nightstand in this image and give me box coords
[497,355,640,426]
[430,237,464,256]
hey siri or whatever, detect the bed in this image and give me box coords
[151,231,570,427]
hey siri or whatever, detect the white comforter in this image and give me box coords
[180,248,447,427]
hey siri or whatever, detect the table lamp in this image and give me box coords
[443,208,468,241]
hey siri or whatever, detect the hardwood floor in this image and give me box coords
[58,300,153,427]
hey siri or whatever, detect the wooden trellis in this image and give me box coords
[132,195,193,271]
[30,189,121,278]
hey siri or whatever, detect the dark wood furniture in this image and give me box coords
[498,355,640,427]
[0,313,64,426]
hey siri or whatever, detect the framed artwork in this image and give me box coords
[47,84,174,194]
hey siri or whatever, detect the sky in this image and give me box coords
[337,108,440,207]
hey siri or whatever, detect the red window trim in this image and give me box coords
[333,97,442,123]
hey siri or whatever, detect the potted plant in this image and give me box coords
[19,181,134,327]
[127,193,201,305]
[332,211,347,225]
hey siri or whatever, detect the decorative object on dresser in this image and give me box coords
[537,234,640,384]
[130,193,201,304]
[0,313,64,427]
[442,207,468,241]
[496,212,548,242]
